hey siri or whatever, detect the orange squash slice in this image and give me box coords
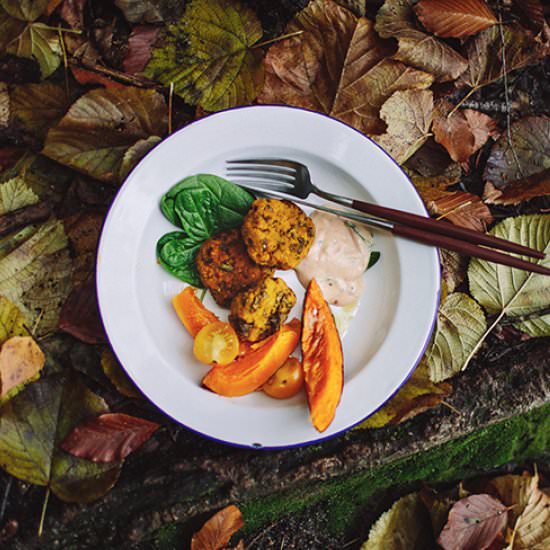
[172,287,218,337]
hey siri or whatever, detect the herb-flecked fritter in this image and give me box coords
[241,199,315,269]
[229,277,297,342]
[196,229,272,307]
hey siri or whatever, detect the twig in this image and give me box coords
[37,487,50,537]
[460,99,520,113]
[497,7,524,178]
[168,82,174,135]
[30,309,45,338]
[246,521,277,549]
[447,87,478,118]
[253,30,304,49]
[37,24,82,34]
[436,200,473,221]
[441,400,462,416]
[0,477,13,525]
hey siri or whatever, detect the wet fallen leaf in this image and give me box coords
[10,82,72,140]
[0,175,39,214]
[438,494,507,550]
[337,0,366,16]
[123,25,161,74]
[0,336,44,402]
[457,24,545,91]
[0,0,49,21]
[406,139,461,179]
[0,219,73,336]
[432,100,498,163]
[361,492,433,549]
[61,413,159,463]
[373,89,433,164]
[427,292,487,382]
[414,0,496,39]
[101,348,141,398]
[0,296,27,344]
[484,116,550,189]
[43,87,167,184]
[358,360,452,428]
[115,0,184,23]
[191,504,244,550]
[145,0,264,111]
[483,170,550,206]
[375,0,468,82]
[512,0,546,32]
[0,373,121,502]
[258,0,432,135]
[59,279,105,344]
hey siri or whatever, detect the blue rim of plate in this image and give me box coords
[96,104,441,451]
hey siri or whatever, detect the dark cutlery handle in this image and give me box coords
[352,199,545,260]
[392,224,550,276]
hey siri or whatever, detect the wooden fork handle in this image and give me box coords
[392,224,550,276]
[351,199,544,260]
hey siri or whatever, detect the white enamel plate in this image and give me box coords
[97,106,440,449]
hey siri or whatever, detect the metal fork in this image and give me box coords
[226,158,550,276]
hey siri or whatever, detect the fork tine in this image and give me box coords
[227,165,297,177]
[227,158,302,171]
[228,179,294,194]
[226,170,296,184]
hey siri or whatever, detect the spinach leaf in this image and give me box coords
[160,174,254,232]
[366,251,381,271]
[156,231,203,287]
[174,188,220,242]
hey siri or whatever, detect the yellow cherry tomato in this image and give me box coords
[193,322,239,366]
[263,357,304,399]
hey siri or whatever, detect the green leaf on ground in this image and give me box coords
[361,492,433,549]
[0,219,73,336]
[101,348,141,399]
[0,296,28,344]
[0,176,40,215]
[515,313,550,337]
[375,0,467,82]
[484,116,550,189]
[144,0,264,111]
[119,135,161,181]
[0,9,26,50]
[358,361,452,428]
[43,87,167,184]
[259,0,432,135]
[427,292,487,382]
[0,373,121,502]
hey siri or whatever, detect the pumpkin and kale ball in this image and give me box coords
[241,199,315,269]
[230,277,297,342]
[196,229,273,307]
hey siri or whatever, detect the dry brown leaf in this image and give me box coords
[458,24,545,91]
[374,89,434,164]
[258,0,433,135]
[483,169,550,206]
[375,0,468,82]
[357,360,452,428]
[191,505,244,550]
[513,482,550,549]
[414,0,496,38]
[0,336,44,401]
[441,249,468,294]
[512,0,546,32]
[123,25,160,74]
[433,100,498,163]
[486,473,537,526]
[438,494,508,550]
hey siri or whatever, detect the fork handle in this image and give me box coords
[351,199,545,260]
[392,224,550,276]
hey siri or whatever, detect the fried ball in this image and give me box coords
[196,229,273,307]
[241,199,315,269]
[229,277,297,342]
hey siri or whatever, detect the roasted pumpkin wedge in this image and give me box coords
[301,278,343,432]
[172,287,218,337]
[202,319,301,397]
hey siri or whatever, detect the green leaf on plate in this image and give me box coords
[367,251,381,271]
[43,87,167,184]
[144,0,264,111]
[0,219,73,336]
[156,231,202,287]
[361,492,433,549]
[0,176,40,215]
[0,0,49,21]
[427,292,487,382]
[0,296,28,345]
[174,188,221,242]
[0,373,121,502]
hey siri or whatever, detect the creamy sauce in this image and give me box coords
[295,211,373,307]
